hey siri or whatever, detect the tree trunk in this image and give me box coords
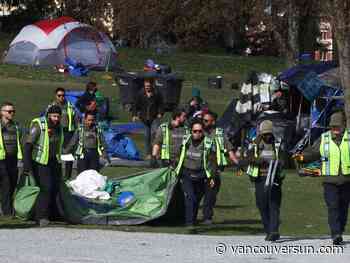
[331,2,350,128]
[286,0,299,67]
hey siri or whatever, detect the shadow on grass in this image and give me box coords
[220,219,261,225]
[0,222,36,229]
[213,205,246,209]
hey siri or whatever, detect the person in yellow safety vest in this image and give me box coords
[0,102,23,215]
[46,87,79,179]
[64,111,110,174]
[23,105,64,227]
[243,119,284,242]
[293,111,350,245]
[174,118,217,227]
[151,107,188,168]
[201,111,239,225]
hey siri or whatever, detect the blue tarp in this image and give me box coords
[65,57,89,77]
[65,90,84,118]
[278,61,337,84]
[109,123,145,134]
[296,71,324,101]
[104,130,141,160]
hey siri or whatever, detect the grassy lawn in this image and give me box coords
[0,44,338,236]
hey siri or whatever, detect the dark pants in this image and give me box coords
[0,156,18,215]
[180,169,206,225]
[77,149,100,174]
[143,119,160,156]
[33,159,61,220]
[63,131,74,179]
[143,121,152,156]
[323,182,350,238]
[254,176,282,234]
[203,175,221,221]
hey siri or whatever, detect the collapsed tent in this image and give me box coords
[4,16,118,71]
[59,167,184,225]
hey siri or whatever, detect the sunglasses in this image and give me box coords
[192,130,203,133]
[2,110,15,114]
[203,119,211,123]
[56,94,65,97]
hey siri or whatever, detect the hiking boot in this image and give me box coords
[38,218,50,227]
[332,235,343,246]
[265,234,271,241]
[202,219,213,225]
[269,232,280,242]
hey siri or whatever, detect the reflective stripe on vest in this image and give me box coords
[175,135,213,178]
[246,143,259,177]
[320,130,350,176]
[246,141,280,178]
[67,102,75,132]
[215,128,228,166]
[75,124,104,158]
[31,117,63,165]
[0,122,23,160]
[160,123,170,160]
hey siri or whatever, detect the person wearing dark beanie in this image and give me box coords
[23,104,64,227]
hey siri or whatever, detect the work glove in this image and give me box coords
[23,159,33,175]
[292,153,304,162]
[102,154,112,167]
[208,178,215,188]
[234,169,244,177]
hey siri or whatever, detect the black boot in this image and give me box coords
[332,234,343,246]
[269,232,280,242]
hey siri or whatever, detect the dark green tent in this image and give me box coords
[59,167,184,225]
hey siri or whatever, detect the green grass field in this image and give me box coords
[0,37,340,236]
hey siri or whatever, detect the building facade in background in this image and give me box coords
[315,20,333,61]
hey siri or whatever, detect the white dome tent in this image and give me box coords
[4,16,118,71]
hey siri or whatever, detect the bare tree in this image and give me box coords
[325,0,350,126]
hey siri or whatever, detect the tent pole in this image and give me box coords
[296,95,303,132]
[105,51,111,72]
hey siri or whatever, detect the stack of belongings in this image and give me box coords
[298,161,321,177]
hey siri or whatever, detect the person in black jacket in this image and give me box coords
[132,78,164,159]
[76,82,98,115]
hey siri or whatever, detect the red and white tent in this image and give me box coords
[4,17,117,70]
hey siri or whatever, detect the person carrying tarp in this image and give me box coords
[23,105,64,227]
[293,111,350,246]
[241,120,284,241]
[201,110,239,225]
[0,102,23,215]
[64,111,110,174]
[151,107,188,168]
[174,118,217,226]
[46,87,79,179]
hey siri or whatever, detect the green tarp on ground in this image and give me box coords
[59,167,184,225]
